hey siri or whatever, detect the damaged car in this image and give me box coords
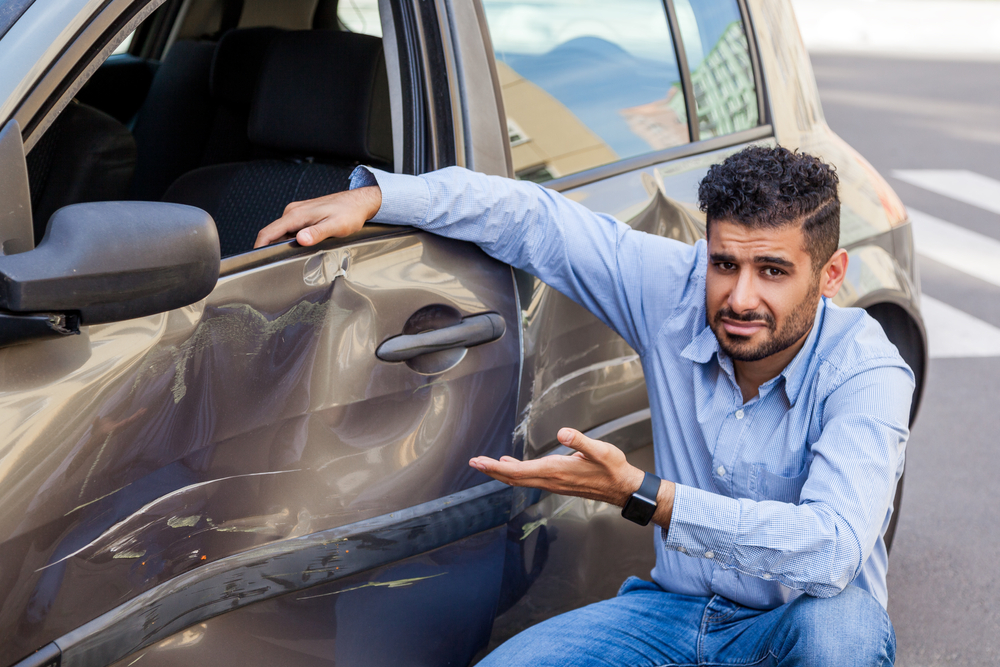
[0,0,925,665]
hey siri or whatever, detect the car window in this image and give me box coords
[673,0,758,140]
[338,0,382,37]
[481,0,689,183]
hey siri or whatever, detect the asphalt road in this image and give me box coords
[811,53,1000,666]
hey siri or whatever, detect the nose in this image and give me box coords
[728,268,760,315]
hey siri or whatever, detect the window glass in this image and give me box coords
[482,0,688,183]
[338,0,382,37]
[674,0,758,139]
[111,30,134,56]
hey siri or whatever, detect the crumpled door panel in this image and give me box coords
[0,232,519,666]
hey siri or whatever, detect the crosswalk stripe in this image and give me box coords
[893,170,1000,215]
[909,208,1000,289]
[920,294,1000,359]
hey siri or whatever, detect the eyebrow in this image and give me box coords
[755,255,795,268]
[709,253,796,268]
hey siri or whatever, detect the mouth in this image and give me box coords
[720,318,770,338]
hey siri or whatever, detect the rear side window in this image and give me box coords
[674,0,758,139]
[482,0,689,183]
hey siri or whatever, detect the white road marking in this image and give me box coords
[909,209,1000,289]
[894,170,1000,215]
[920,294,1000,359]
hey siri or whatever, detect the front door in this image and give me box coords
[0,1,521,665]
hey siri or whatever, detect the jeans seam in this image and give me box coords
[697,597,713,664]
[879,605,894,666]
[699,657,771,667]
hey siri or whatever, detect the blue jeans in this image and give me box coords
[479,577,895,666]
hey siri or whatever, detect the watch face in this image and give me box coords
[621,494,656,526]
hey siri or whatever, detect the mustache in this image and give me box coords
[714,306,775,328]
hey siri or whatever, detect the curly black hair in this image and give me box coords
[698,145,840,272]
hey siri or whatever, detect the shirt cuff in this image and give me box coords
[662,484,740,563]
[349,166,431,226]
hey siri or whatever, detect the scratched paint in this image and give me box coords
[296,572,448,600]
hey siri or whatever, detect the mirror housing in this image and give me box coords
[0,201,220,327]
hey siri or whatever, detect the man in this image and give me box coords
[256,146,912,666]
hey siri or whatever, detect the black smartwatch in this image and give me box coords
[621,471,661,526]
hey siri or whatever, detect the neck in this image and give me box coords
[733,324,813,402]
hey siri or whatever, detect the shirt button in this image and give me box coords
[716,466,726,476]
[735,409,744,419]
[705,550,714,559]
[762,573,772,580]
[678,546,686,553]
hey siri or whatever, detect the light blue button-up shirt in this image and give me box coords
[351,165,914,611]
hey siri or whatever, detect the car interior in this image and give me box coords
[25,0,394,257]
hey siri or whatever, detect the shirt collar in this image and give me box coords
[680,297,828,406]
[680,322,721,364]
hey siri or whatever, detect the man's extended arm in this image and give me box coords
[256,165,691,525]
[257,165,701,355]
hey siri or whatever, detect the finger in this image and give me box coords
[255,211,311,248]
[296,213,362,246]
[556,427,606,459]
[467,462,554,489]
[470,456,560,480]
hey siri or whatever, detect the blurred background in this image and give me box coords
[791,1,1000,664]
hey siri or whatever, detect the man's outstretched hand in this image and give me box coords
[254,185,383,249]
[470,428,674,524]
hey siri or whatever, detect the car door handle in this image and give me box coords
[376,313,506,362]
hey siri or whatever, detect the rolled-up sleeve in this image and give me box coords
[662,361,913,597]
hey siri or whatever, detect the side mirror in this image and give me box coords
[0,201,220,347]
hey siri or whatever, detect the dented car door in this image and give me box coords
[0,230,520,666]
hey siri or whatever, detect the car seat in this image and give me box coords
[26,100,137,243]
[162,29,392,257]
[127,27,282,201]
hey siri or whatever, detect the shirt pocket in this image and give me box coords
[751,464,810,504]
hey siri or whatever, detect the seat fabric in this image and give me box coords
[26,100,137,242]
[127,40,216,201]
[164,160,351,257]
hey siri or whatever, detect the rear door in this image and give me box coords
[475,0,775,639]
[0,2,520,666]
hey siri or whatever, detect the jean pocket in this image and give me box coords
[753,465,810,503]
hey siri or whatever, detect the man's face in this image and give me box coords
[706,219,821,362]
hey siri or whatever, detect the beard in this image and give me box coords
[710,285,819,362]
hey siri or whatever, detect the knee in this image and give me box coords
[772,586,896,666]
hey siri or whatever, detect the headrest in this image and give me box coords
[248,30,392,163]
[210,27,283,113]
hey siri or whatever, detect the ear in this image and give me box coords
[819,249,848,298]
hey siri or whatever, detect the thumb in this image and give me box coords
[557,428,601,458]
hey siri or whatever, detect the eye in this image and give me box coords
[763,267,786,277]
[715,262,737,271]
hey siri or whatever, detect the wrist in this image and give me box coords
[356,185,382,220]
[652,480,676,530]
[618,465,646,507]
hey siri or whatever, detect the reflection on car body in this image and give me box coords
[0,0,925,665]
